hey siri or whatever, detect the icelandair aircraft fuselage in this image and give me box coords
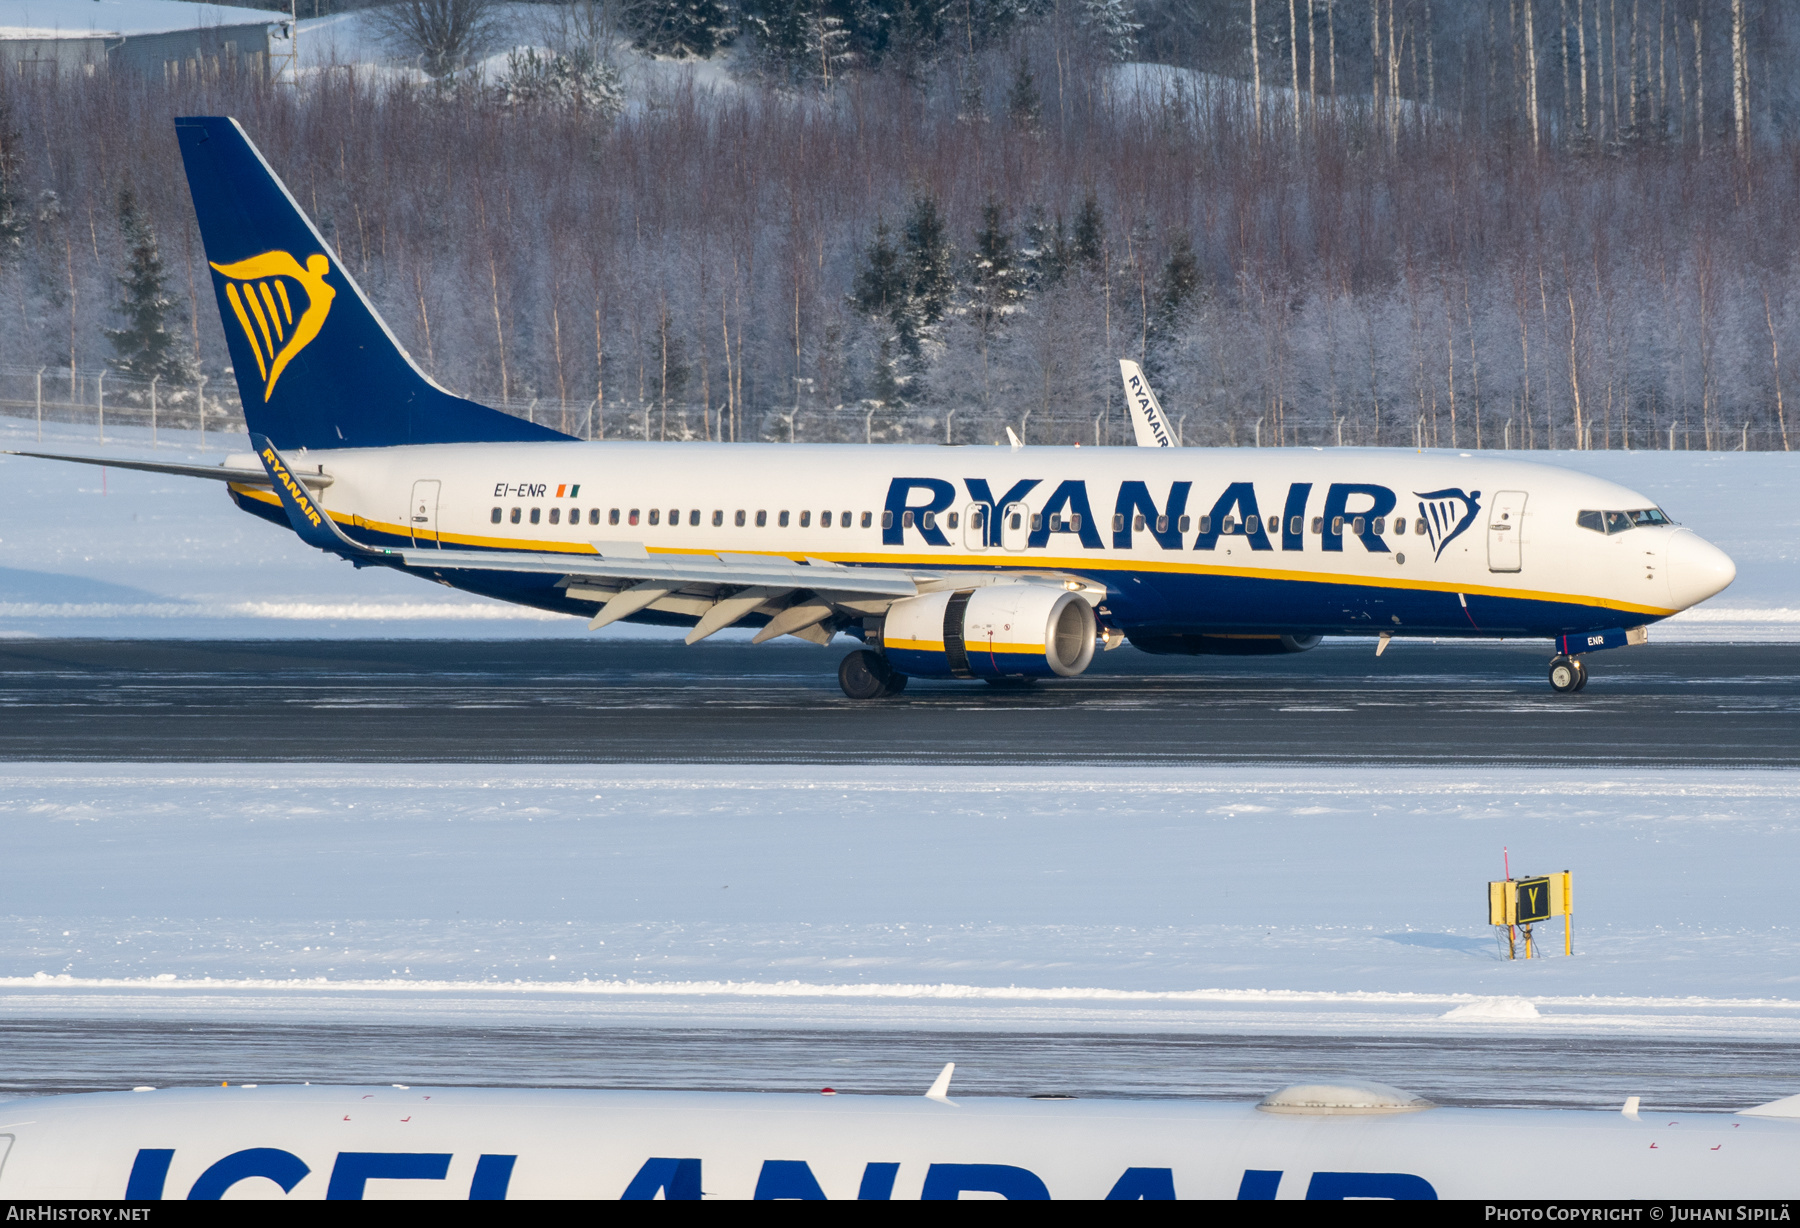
[7,117,1738,696]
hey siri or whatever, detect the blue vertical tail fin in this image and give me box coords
[175,116,570,450]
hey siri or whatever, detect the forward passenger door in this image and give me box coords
[1487,490,1526,572]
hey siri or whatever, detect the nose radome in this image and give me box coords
[1666,529,1737,610]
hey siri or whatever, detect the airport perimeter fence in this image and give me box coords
[2,366,1793,453]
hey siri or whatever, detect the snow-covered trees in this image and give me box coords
[632,0,734,58]
[104,182,193,387]
[10,4,1800,450]
[494,47,626,116]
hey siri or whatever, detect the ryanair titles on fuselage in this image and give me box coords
[875,475,1479,560]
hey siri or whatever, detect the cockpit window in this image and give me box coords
[1577,508,1673,535]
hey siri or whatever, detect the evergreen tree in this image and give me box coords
[742,0,853,84]
[1078,0,1139,62]
[1071,192,1105,271]
[967,196,1024,331]
[899,193,954,343]
[1157,233,1199,321]
[850,196,954,360]
[0,104,25,255]
[1020,205,1070,289]
[106,182,194,385]
[632,0,733,58]
[1005,56,1041,130]
[851,218,905,322]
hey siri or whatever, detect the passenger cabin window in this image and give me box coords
[1195,515,1209,534]
[880,511,892,529]
[799,510,811,528]
[550,508,561,525]
[1330,516,1343,535]
[754,510,767,527]
[570,507,580,523]
[779,511,790,528]
[590,509,602,525]
[690,510,701,526]
[1030,514,1042,531]
[1221,516,1236,534]
[1009,512,1022,530]
[1415,517,1427,535]
[736,510,747,527]
[1245,515,1259,534]
[628,509,640,526]
[945,512,957,529]
[609,509,620,525]
[1178,515,1191,533]
[491,508,502,524]
[713,510,724,526]
[1311,516,1323,534]
[1372,517,1386,534]
[902,511,915,528]
[530,508,541,525]
[970,509,985,531]
[841,510,852,528]
[1391,517,1405,535]
[1351,516,1365,535]
[668,509,678,525]
[1289,516,1302,535]
[510,508,522,524]
[823,511,834,528]
[648,509,660,526]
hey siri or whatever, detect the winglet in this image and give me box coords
[1119,359,1176,447]
[1621,1096,1640,1119]
[925,1062,956,1104]
[250,432,385,560]
[1005,427,1023,450]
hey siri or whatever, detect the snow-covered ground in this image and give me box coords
[3,763,1797,1038]
[1,416,1794,640]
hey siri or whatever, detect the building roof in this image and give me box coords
[0,0,280,38]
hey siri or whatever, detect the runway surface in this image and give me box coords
[0,1019,1791,1112]
[0,638,1796,765]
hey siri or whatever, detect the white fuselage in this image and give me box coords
[1,1085,1793,1200]
[226,442,1735,639]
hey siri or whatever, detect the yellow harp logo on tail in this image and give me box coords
[210,251,336,402]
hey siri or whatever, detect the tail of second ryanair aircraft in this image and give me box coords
[175,116,569,450]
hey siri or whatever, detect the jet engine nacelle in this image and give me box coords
[883,584,1098,679]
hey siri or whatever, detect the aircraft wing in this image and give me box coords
[3,449,333,488]
[394,545,922,597]
[1118,359,1177,447]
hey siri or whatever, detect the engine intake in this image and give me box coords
[883,585,1098,679]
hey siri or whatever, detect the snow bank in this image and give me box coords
[3,763,1798,1036]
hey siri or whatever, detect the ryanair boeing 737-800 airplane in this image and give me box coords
[7,118,1738,696]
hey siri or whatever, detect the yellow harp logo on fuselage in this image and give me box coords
[210,251,336,402]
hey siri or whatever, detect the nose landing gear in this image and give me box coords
[1548,654,1589,693]
[838,649,909,699]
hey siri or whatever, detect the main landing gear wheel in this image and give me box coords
[1547,655,1588,694]
[839,649,908,699]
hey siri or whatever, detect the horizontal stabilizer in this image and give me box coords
[4,449,331,488]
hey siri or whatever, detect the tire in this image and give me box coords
[839,649,902,699]
[1547,656,1581,693]
[1571,659,1589,692]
